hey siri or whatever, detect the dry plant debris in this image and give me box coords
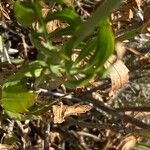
[0,0,150,150]
[52,103,92,124]
[109,60,129,93]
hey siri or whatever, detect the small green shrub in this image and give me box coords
[2,0,122,119]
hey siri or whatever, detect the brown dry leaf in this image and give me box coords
[108,60,129,92]
[115,42,126,59]
[0,3,10,20]
[135,0,143,9]
[35,6,68,34]
[52,102,66,124]
[42,8,60,33]
[129,9,134,20]
[64,104,92,116]
[50,131,61,143]
[42,7,68,34]
[116,136,137,150]
[0,144,14,150]
[52,103,92,124]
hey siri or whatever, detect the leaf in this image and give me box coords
[115,42,126,59]
[48,26,76,38]
[106,60,129,93]
[52,103,92,124]
[31,32,55,56]
[76,18,115,75]
[2,73,36,118]
[64,0,121,76]
[66,73,95,88]
[68,18,115,84]
[95,18,115,68]
[44,8,82,26]
[64,0,122,57]
[50,64,63,77]
[5,111,24,120]
[2,87,36,113]
[24,61,46,77]
[14,1,38,27]
[74,38,97,65]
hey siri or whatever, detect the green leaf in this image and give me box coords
[44,8,82,26]
[74,38,97,65]
[5,111,23,120]
[64,0,122,57]
[95,18,115,68]
[2,91,35,113]
[31,32,53,56]
[24,61,47,77]
[2,73,36,118]
[66,74,95,88]
[63,0,122,76]
[64,18,115,87]
[50,64,63,77]
[70,18,115,76]
[48,26,76,38]
[14,1,38,27]
[6,111,38,120]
